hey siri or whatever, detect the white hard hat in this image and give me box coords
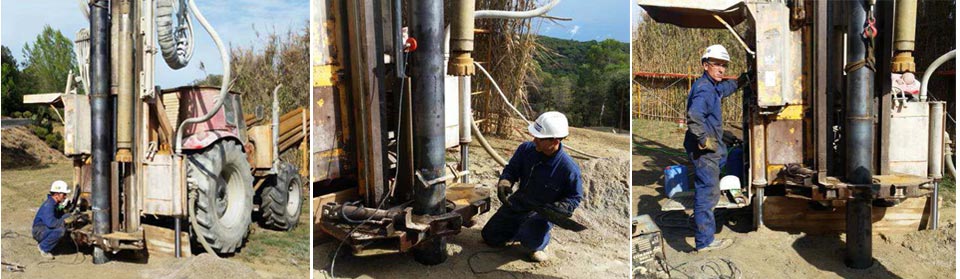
[702,44,730,62]
[719,175,741,191]
[50,180,71,194]
[528,111,569,138]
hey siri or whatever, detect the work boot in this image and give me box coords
[530,250,549,262]
[38,245,54,260]
[694,238,733,253]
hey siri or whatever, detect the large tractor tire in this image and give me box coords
[187,140,254,254]
[260,162,303,231]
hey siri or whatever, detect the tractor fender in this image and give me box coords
[181,130,244,152]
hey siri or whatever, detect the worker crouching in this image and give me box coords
[32,180,73,259]
[481,111,584,262]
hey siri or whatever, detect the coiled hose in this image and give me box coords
[156,0,194,69]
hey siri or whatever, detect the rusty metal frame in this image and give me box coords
[318,183,490,256]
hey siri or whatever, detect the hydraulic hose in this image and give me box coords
[475,62,527,122]
[947,154,956,178]
[471,115,508,167]
[474,62,601,160]
[920,50,955,102]
[946,132,957,178]
[475,0,560,19]
[188,192,218,257]
[174,0,231,153]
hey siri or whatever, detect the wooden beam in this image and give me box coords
[762,196,930,234]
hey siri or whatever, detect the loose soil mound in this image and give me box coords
[1,126,66,169]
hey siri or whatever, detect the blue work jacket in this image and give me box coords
[500,142,583,213]
[33,195,65,229]
[684,72,739,152]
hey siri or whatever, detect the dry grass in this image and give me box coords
[471,0,543,136]
[632,12,747,124]
[201,25,310,164]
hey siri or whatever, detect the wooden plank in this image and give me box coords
[143,224,192,258]
[23,93,63,105]
[762,196,930,234]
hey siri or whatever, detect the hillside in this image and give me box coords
[527,35,630,129]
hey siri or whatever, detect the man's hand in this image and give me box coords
[62,213,76,225]
[737,71,753,88]
[699,137,718,152]
[497,179,514,207]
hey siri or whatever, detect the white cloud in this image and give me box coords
[568,25,580,39]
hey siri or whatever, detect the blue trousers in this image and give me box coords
[32,225,64,253]
[481,205,553,251]
[687,148,723,250]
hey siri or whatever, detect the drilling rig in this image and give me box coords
[311,0,563,265]
[637,0,952,269]
[23,0,307,263]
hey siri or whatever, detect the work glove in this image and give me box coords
[58,198,72,211]
[497,179,514,208]
[700,137,718,153]
[544,200,575,218]
[737,70,753,88]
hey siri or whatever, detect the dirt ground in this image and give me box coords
[313,126,632,278]
[1,132,310,279]
[632,119,957,279]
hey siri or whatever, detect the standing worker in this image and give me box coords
[685,45,749,252]
[33,180,73,259]
[482,111,584,262]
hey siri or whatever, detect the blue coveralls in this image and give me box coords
[683,72,738,250]
[481,142,583,251]
[32,195,67,253]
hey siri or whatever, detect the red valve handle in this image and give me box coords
[405,37,418,52]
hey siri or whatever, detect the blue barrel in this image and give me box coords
[724,146,745,182]
[663,165,689,198]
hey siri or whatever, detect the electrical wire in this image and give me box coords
[664,258,742,279]
[328,56,409,277]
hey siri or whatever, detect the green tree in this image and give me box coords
[529,37,630,129]
[22,25,76,94]
[1,45,31,115]
[570,39,629,127]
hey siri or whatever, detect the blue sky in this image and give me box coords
[2,0,626,87]
[2,0,308,87]
[535,0,630,42]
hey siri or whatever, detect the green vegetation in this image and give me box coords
[940,174,955,206]
[3,46,30,115]
[2,25,76,151]
[530,36,630,129]
[237,204,310,265]
[193,26,309,164]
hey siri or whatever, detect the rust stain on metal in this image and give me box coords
[766,119,803,165]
